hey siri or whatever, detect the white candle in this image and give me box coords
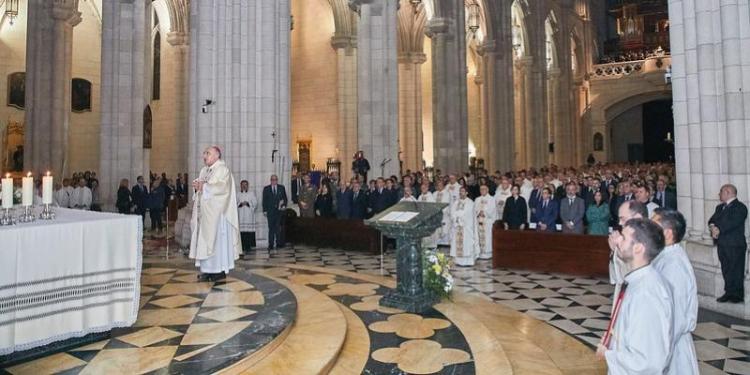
[1,174,12,209]
[42,172,53,205]
[22,172,33,207]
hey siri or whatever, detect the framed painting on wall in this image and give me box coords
[7,72,25,110]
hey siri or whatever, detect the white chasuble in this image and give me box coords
[237,190,258,233]
[450,198,477,266]
[435,189,452,246]
[190,160,241,273]
[605,265,673,375]
[474,194,497,259]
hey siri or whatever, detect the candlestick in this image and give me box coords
[1,174,12,209]
[42,172,53,205]
[22,172,33,207]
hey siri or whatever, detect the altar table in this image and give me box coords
[0,208,142,355]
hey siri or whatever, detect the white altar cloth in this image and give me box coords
[0,208,142,355]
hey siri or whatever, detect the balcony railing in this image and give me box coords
[590,55,671,80]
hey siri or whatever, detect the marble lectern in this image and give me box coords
[365,201,448,313]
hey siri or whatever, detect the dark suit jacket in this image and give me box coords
[502,196,528,229]
[536,199,559,232]
[560,196,586,233]
[653,190,677,210]
[290,178,303,204]
[528,188,541,222]
[263,184,288,217]
[709,199,748,248]
[369,189,390,215]
[131,184,149,210]
[336,189,353,219]
[351,190,368,219]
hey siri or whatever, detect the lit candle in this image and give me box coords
[1,173,12,209]
[22,172,33,207]
[666,132,672,141]
[42,171,53,205]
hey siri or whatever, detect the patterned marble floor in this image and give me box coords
[228,244,750,375]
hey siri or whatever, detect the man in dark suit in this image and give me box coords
[560,182,586,234]
[369,178,390,215]
[535,187,559,232]
[335,181,353,219]
[350,181,368,219]
[290,173,303,205]
[131,176,149,224]
[262,175,288,250]
[709,184,748,303]
[528,178,542,223]
[653,179,677,210]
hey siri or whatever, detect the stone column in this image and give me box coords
[426,8,469,175]
[331,35,358,181]
[669,0,750,318]
[189,0,290,248]
[547,68,561,166]
[351,0,399,178]
[167,32,190,175]
[479,40,514,173]
[98,0,150,208]
[398,52,426,172]
[24,0,82,176]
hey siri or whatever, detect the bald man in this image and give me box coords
[190,146,242,281]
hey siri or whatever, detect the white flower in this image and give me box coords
[428,255,438,263]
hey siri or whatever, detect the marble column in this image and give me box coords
[167,31,190,176]
[332,35,358,181]
[426,8,469,175]
[398,52,426,173]
[24,0,82,176]
[351,0,399,178]
[189,0,290,248]
[98,0,150,208]
[669,0,750,318]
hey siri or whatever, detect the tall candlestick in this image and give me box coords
[22,172,33,207]
[42,172,53,205]
[1,174,12,209]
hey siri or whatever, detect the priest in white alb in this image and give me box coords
[474,185,497,260]
[450,187,477,266]
[597,218,673,374]
[237,180,258,253]
[190,146,242,282]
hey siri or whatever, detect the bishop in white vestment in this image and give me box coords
[598,219,673,375]
[190,146,242,281]
[474,185,497,259]
[450,187,477,266]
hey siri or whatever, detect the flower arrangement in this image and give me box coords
[423,249,454,299]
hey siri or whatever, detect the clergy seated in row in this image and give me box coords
[189,146,242,282]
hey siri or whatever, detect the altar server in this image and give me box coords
[474,185,497,259]
[237,180,258,252]
[652,208,699,374]
[434,180,452,246]
[450,187,477,266]
[418,183,438,250]
[70,178,92,210]
[54,182,70,208]
[190,146,241,282]
[597,218,673,374]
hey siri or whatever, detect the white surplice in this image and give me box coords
[237,190,258,233]
[605,265,673,375]
[69,186,92,210]
[434,189,452,246]
[474,194,497,259]
[450,197,477,266]
[652,243,699,375]
[54,188,70,208]
[418,192,438,249]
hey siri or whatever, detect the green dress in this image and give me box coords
[586,203,610,235]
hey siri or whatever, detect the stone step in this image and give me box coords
[219,276,348,375]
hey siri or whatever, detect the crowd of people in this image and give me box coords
[598,46,669,64]
[115,172,188,233]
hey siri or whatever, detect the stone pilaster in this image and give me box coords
[331,35,358,180]
[479,40,514,173]
[189,0,291,248]
[547,68,561,166]
[98,0,150,208]
[426,9,469,175]
[669,0,750,318]
[351,0,399,178]
[398,52,427,172]
[24,0,82,176]
[167,32,190,176]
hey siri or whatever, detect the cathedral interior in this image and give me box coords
[2,0,750,374]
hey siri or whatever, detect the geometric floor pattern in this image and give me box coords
[235,245,750,375]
